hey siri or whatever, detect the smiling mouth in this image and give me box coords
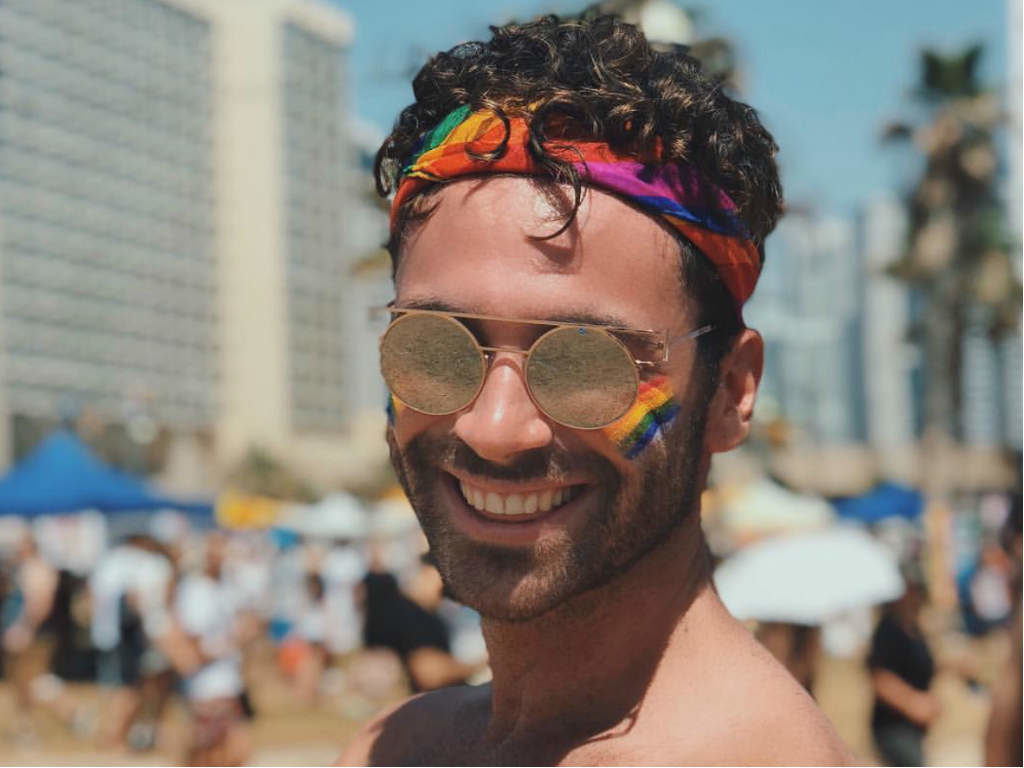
[455,477,585,519]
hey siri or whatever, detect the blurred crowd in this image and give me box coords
[0,483,1020,766]
[0,509,488,765]
[726,490,1023,767]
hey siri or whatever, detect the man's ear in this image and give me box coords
[703,329,763,454]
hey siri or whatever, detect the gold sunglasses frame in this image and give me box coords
[375,306,714,429]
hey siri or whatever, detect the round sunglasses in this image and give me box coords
[378,307,713,430]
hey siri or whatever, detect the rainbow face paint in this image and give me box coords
[386,393,406,426]
[602,376,680,459]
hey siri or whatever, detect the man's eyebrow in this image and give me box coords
[395,298,635,329]
[397,298,463,313]
[545,310,636,328]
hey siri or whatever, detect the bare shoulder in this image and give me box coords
[729,676,854,765]
[336,685,487,766]
[335,696,409,767]
[696,631,855,765]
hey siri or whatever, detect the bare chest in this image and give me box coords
[373,713,708,766]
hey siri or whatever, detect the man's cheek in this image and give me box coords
[384,417,430,505]
[600,376,680,459]
[386,394,435,447]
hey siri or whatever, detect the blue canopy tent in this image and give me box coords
[831,482,924,524]
[0,431,213,517]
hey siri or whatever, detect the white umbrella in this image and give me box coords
[718,478,835,541]
[713,525,904,625]
[277,493,368,539]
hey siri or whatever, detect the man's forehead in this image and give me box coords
[402,175,664,246]
[394,177,691,327]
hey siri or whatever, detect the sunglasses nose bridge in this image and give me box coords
[477,350,532,404]
[479,344,529,359]
[453,353,554,463]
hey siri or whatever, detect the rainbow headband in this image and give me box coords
[391,105,763,308]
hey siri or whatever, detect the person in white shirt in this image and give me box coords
[320,539,369,656]
[279,571,330,706]
[89,536,174,748]
[173,531,249,766]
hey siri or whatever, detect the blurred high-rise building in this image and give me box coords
[858,196,917,454]
[0,0,389,489]
[745,211,865,445]
[961,307,1008,448]
[1004,0,1023,453]
[748,191,1020,475]
[0,0,219,468]
[1008,0,1022,252]
[958,0,1023,453]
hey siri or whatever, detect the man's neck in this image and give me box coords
[478,516,713,756]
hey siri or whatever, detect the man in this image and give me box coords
[343,13,852,765]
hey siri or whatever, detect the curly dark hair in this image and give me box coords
[376,13,783,368]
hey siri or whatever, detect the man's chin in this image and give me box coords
[451,576,584,623]
[427,531,593,622]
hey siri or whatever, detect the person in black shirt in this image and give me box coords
[362,566,483,693]
[868,575,938,766]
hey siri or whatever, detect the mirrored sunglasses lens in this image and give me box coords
[380,314,484,415]
[526,327,637,428]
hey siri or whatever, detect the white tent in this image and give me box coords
[276,493,368,540]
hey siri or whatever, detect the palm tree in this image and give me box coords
[883,44,1020,603]
[885,45,1019,434]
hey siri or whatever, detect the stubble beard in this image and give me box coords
[388,382,712,622]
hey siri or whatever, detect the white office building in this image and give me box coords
[0,0,218,463]
[0,0,389,488]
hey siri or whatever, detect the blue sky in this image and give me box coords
[332,0,1009,216]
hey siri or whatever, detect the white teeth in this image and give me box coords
[538,490,553,512]
[504,494,524,515]
[485,492,502,515]
[523,493,538,515]
[458,480,578,517]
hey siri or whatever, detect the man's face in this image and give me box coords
[387,177,718,621]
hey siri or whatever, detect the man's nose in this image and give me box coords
[453,353,554,464]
